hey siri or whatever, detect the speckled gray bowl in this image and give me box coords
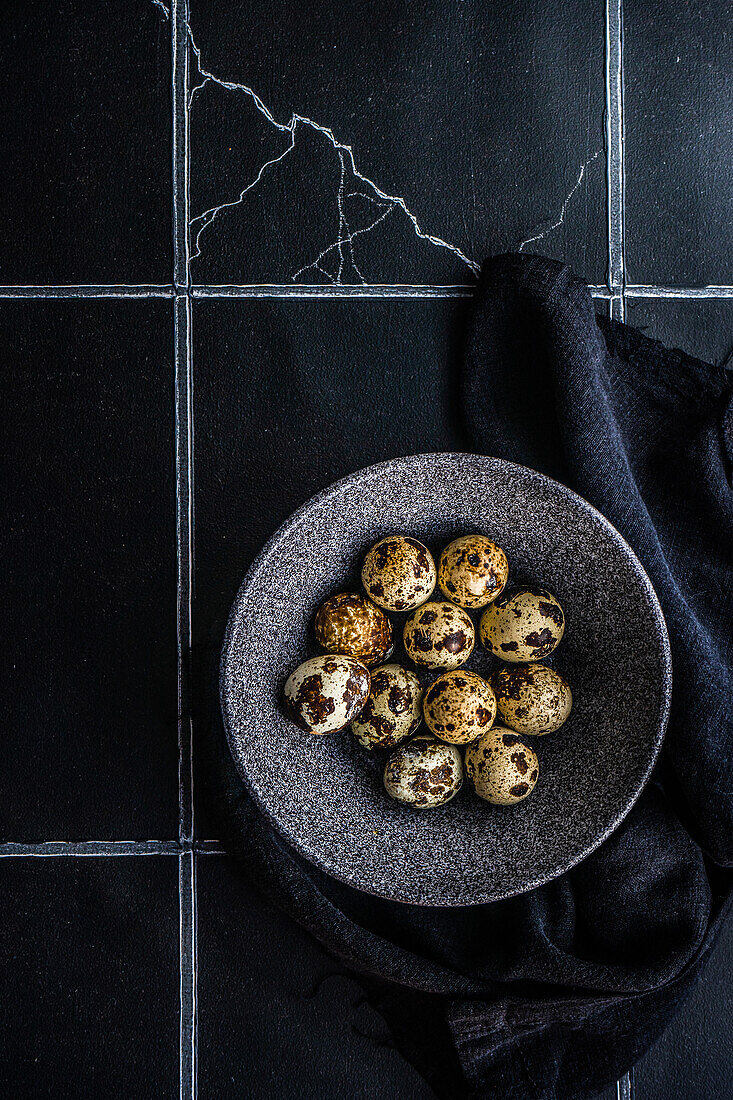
[221,454,671,907]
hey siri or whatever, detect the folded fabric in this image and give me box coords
[210,254,733,1099]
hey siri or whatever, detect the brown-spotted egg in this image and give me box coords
[361,536,436,612]
[438,534,509,608]
[464,726,539,805]
[422,670,496,744]
[403,601,475,670]
[284,655,370,735]
[314,592,393,667]
[480,585,565,662]
[351,664,422,749]
[490,662,572,735]
[383,735,463,807]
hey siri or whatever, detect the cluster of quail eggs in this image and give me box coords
[284,534,572,810]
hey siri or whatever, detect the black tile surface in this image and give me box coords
[192,298,469,834]
[1,0,731,1093]
[197,853,435,1099]
[0,856,179,1099]
[624,0,733,287]
[626,299,732,365]
[0,0,172,285]
[633,916,733,1100]
[1,301,178,839]
[188,0,606,286]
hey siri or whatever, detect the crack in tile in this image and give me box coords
[154,1,601,284]
[186,33,481,280]
[518,150,602,253]
[153,0,478,282]
[189,132,297,263]
[293,193,395,284]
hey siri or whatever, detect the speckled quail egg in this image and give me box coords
[383,735,463,807]
[351,664,423,749]
[422,670,496,744]
[361,536,436,612]
[480,585,565,662]
[438,535,509,608]
[284,655,370,735]
[403,601,475,670]
[490,662,572,736]
[314,591,393,667]
[464,727,539,805]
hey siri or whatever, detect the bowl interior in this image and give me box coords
[221,454,670,906]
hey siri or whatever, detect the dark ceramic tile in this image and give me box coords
[192,298,469,834]
[626,299,733,366]
[624,0,733,287]
[0,0,171,285]
[197,853,435,1099]
[0,856,179,1099]
[187,0,606,286]
[633,915,733,1100]
[1,301,178,839]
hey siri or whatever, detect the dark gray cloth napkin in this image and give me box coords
[210,254,733,1099]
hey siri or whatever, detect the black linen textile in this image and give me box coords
[209,255,733,1099]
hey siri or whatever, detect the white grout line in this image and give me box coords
[0,840,181,857]
[175,293,195,846]
[605,0,626,321]
[1,283,732,301]
[626,284,733,299]
[179,849,197,1100]
[192,283,477,299]
[172,1,190,290]
[0,285,175,298]
[0,840,226,858]
[172,3,197,1098]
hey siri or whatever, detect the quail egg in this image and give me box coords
[422,670,496,744]
[314,591,393,667]
[480,585,565,662]
[438,534,509,608]
[351,664,423,750]
[464,727,539,805]
[284,654,370,735]
[403,600,475,670]
[361,536,436,612]
[383,735,463,808]
[491,662,572,735]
